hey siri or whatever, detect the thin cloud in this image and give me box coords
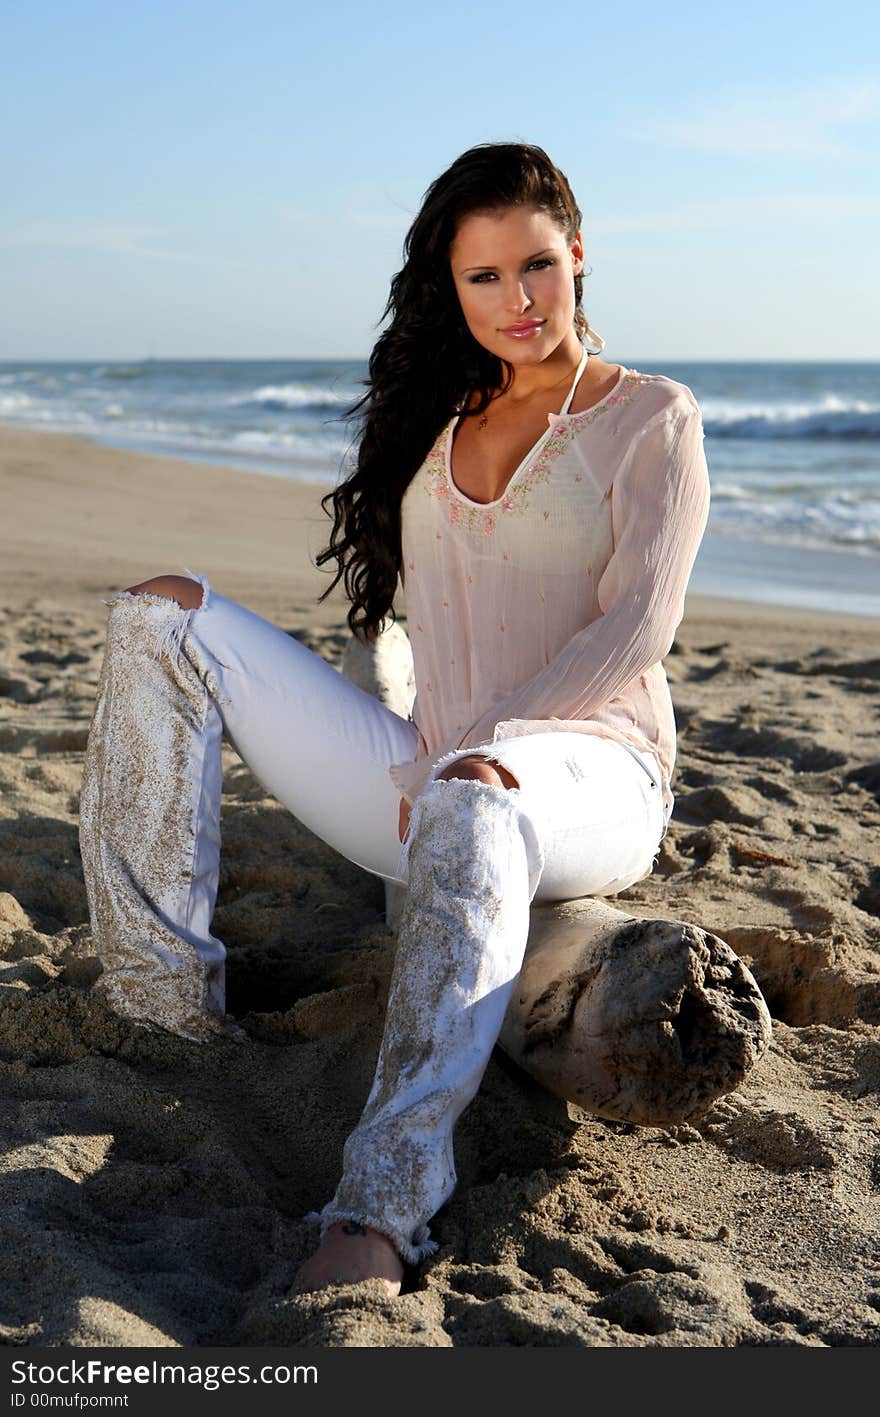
[278,183,416,236]
[0,222,191,261]
[589,191,880,237]
[635,77,880,160]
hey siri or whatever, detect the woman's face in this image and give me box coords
[449,204,584,366]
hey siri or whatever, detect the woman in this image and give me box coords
[79,142,710,1298]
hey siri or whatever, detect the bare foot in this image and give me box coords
[292,1221,404,1297]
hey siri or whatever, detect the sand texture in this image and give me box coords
[2,424,880,1348]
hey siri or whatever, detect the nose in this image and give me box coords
[503,277,533,314]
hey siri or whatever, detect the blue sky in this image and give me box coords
[2,0,878,360]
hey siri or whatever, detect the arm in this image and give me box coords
[457,397,711,748]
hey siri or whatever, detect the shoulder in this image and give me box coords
[626,371,702,431]
[566,368,702,447]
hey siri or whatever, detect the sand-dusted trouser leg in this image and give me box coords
[309,776,545,1263]
[78,572,422,1041]
[79,578,229,1040]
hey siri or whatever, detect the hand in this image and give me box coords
[398,797,412,844]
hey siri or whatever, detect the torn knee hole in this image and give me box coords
[110,576,208,665]
[125,576,205,611]
[437,755,520,790]
[486,757,520,790]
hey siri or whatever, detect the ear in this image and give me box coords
[570,230,585,276]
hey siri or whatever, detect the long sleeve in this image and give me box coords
[456,397,710,751]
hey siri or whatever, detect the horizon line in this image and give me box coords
[2,355,880,365]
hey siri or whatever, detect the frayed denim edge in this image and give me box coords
[303,1206,439,1267]
[98,566,212,666]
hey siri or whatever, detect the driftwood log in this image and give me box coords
[498,897,770,1124]
[342,623,772,1125]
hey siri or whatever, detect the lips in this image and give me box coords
[501,320,545,337]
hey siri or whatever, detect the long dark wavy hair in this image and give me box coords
[315,141,592,641]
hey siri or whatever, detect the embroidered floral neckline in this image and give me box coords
[421,368,646,535]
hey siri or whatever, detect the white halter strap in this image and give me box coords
[559,345,590,415]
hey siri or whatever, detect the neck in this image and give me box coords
[504,333,585,402]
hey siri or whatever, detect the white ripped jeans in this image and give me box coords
[79,572,671,1264]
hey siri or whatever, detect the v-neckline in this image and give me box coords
[445,353,623,510]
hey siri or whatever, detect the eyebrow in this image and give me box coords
[458,247,555,273]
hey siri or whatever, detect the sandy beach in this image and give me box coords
[2,422,879,1348]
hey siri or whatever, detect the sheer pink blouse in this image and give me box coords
[387,359,711,815]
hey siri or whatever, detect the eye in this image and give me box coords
[465,257,555,285]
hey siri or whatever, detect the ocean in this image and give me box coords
[2,357,878,617]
